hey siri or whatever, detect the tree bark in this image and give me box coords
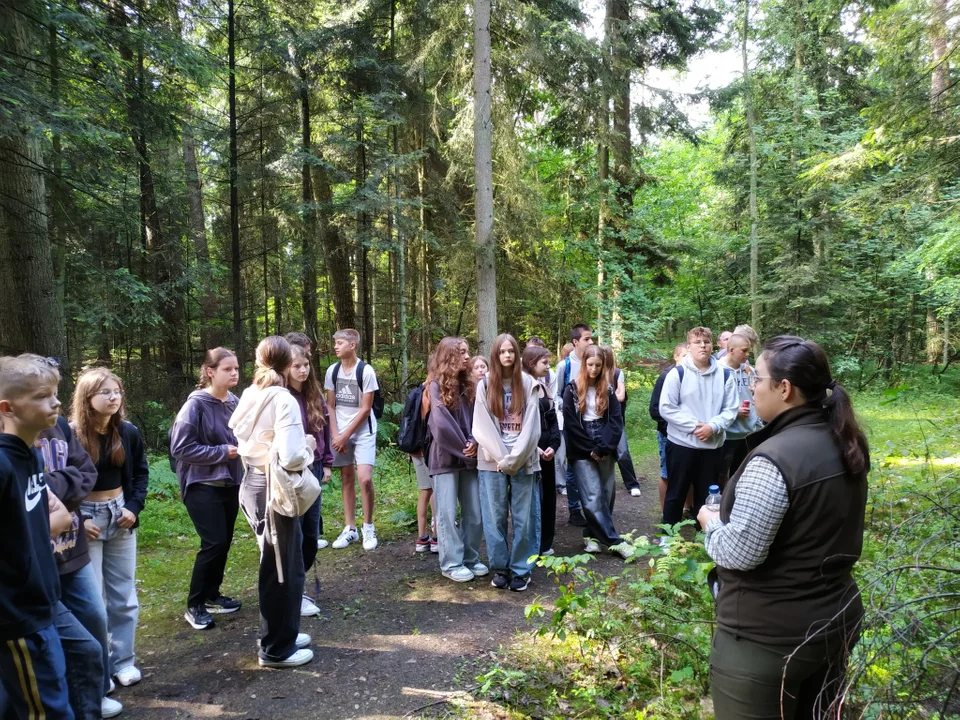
[743,0,761,331]
[183,124,220,348]
[228,0,243,370]
[925,0,948,362]
[0,1,66,358]
[473,0,498,355]
[311,163,355,330]
[291,48,319,344]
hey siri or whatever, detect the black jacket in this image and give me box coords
[562,384,623,461]
[38,417,97,575]
[0,434,60,641]
[83,421,150,527]
[537,396,561,452]
[648,364,674,435]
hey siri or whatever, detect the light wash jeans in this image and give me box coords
[80,494,139,674]
[432,469,482,573]
[60,562,110,697]
[478,468,541,578]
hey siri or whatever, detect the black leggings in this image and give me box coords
[539,456,556,553]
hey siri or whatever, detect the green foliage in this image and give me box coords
[480,531,715,718]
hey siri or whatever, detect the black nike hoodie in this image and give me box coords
[0,434,60,641]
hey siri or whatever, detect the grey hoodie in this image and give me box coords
[721,361,762,440]
[170,389,242,498]
[659,354,739,449]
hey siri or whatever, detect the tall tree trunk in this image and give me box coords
[111,1,186,395]
[311,162,355,329]
[743,0,761,331]
[292,50,319,344]
[473,0,498,355]
[391,0,408,385]
[925,0,948,363]
[596,0,611,338]
[357,115,373,353]
[183,124,220,348]
[607,0,631,348]
[0,1,66,358]
[228,0,243,369]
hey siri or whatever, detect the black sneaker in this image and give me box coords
[568,509,587,527]
[206,595,242,614]
[509,575,530,592]
[185,606,215,630]
[490,573,509,589]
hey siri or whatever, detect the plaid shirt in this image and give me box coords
[704,456,789,571]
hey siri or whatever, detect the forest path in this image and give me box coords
[119,458,662,720]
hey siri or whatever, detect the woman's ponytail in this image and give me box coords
[823,380,870,479]
[763,336,870,479]
[253,336,292,389]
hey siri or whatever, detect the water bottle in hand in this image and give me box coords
[705,485,722,513]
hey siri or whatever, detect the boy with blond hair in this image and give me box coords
[0,356,79,719]
[324,329,380,551]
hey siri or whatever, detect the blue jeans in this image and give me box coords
[565,463,582,512]
[0,623,74,720]
[55,600,102,720]
[657,430,669,479]
[432,469,482,572]
[80,494,139,674]
[478,469,541,578]
[60,563,110,697]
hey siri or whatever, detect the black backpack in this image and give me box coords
[332,360,384,435]
[396,384,432,456]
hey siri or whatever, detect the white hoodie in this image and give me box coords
[228,385,312,472]
[658,354,739,450]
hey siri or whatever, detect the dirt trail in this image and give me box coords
[120,466,662,719]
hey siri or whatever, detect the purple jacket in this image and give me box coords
[426,380,477,476]
[38,417,97,576]
[290,387,334,468]
[170,390,243,499]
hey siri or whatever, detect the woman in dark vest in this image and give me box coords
[698,336,869,720]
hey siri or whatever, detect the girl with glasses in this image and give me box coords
[72,368,149,688]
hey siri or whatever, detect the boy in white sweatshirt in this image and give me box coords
[658,327,739,529]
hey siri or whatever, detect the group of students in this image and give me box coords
[408,324,642,591]
[0,356,148,720]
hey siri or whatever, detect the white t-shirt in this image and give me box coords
[324,361,379,439]
[584,387,600,421]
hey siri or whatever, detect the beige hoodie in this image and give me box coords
[472,372,541,476]
[229,385,312,472]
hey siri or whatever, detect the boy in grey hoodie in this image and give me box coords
[718,333,763,481]
[658,327,739,528]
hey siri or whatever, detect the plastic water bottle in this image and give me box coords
[705,485,721,512]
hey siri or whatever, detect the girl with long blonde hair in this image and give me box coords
[472,333,542,592]
[73,367,149,687]
[562,345,630,557]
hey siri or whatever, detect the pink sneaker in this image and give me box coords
[429,535,439,553]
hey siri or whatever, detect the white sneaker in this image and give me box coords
[332,527,359,549]
[469,562,489,577]
[300,595,320,617]
[541,548,555,556]
[317,539,329,549]
[584,538,601,553]
[361,524,378,551]
[108,679,115,695]
[609,542,633,559]
[114,665,141,687]
[102,696,123,718]
[296,632,311,649]
[258,648,314,668]
[441,566,475,583]
[630,487,642,497]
